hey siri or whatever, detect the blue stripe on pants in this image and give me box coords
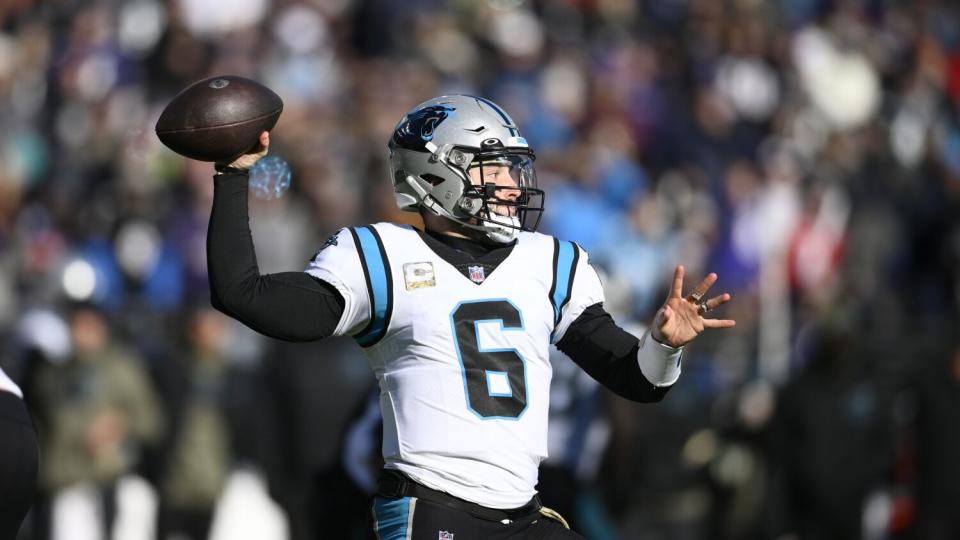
[373,496,414,540]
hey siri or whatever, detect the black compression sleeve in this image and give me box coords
[207,172,345,341]
[556,303,671,403]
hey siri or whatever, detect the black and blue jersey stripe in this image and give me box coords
[350,226,393,347]
[549,239,579,339]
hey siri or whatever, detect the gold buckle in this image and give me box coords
[538,506,570,529]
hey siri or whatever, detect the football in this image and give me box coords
[155,75,283,162]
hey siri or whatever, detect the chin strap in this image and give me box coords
[484,212,520,243]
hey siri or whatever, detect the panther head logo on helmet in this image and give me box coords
[392,105,456,151]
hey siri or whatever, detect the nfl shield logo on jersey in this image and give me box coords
[438,532,454,540]
[468,265,486,283]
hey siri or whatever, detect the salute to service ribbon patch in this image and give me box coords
[404,261,437,290]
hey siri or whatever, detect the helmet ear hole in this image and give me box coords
[421,174,445,186]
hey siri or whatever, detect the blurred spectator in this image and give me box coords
[905,338,960,540]
[767,315,896,540]
[312,384,382,540]
[150,307,235,540]
[29,305,164,539]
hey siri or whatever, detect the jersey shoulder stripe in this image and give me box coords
[350,225,393,347]
[548,238,580,330]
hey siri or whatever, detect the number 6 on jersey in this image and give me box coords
[450,300,528,419]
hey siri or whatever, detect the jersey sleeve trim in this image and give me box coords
[549,238,580,335]
[350,226,393,347]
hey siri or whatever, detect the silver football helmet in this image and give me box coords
[388,95,544,243]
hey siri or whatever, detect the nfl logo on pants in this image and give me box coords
[438,532,454,540]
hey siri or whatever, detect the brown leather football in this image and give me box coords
[155,75,283,162]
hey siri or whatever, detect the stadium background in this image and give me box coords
[2,0,959,538]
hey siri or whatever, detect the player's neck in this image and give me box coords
[423,228,496,256]
[422,213,480,243]
[420,211,516,255]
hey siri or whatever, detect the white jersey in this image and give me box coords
[306,223,604,508]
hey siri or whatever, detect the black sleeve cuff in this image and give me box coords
[556,303,671,403]
[214,164,250,175]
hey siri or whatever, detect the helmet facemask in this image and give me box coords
[455,147,544,243]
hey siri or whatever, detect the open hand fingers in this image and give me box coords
[697,293,731,314]
[686,272,717,303]
[669,265,685,299]
[702,318,736,329]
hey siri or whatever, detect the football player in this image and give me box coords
[207,95,735,539]
[0,365,39,539]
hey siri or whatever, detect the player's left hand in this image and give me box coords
[651,265,735,348]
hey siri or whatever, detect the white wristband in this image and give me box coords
[636,331,683,387]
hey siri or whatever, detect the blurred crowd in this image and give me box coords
[2,0,960,538]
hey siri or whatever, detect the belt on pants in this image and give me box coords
[375,469,541,523]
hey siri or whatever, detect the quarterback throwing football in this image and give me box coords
[207,95,735,539]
